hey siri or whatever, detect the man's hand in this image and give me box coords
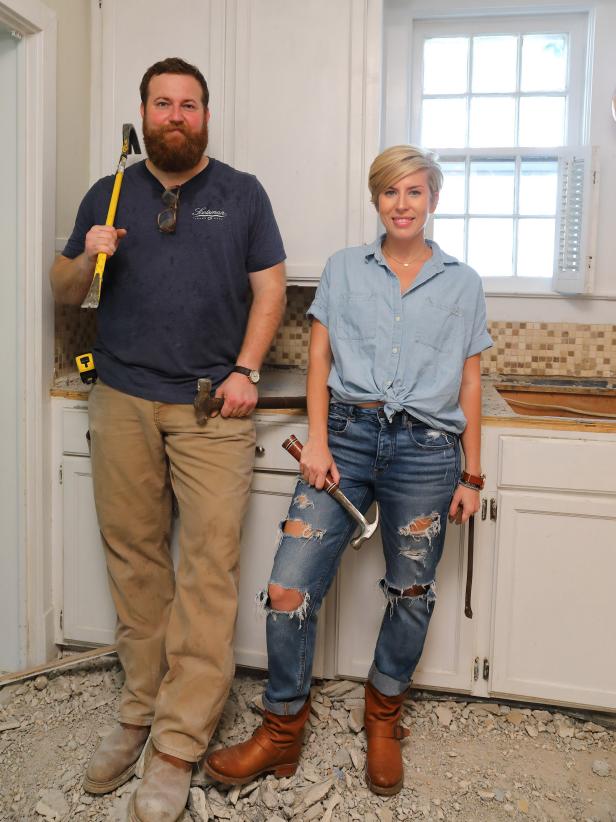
[214,372,258,418]
[85,225,127,263]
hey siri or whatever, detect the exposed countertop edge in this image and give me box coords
[49,373,616,433]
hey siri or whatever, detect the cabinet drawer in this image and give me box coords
[254,418,308,473]
[499,435,616,494]
[62,406,90,456]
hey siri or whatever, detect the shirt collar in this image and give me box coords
[365,235,459,281]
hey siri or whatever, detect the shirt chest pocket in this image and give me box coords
[414,297,463,353]
[335,293,376,341]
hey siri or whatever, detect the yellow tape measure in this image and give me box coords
[75,352,97,384]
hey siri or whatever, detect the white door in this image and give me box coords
[62,456,117,644]
[336,513,475,692]
[0,27,22,671]
[490,490,616,711]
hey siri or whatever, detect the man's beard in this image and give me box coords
[143,119,208,173]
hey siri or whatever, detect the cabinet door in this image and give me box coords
[336,511,474,692]
[490,490,616,711]
[62,456,116,644]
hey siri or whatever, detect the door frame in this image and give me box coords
[0,0,56,666]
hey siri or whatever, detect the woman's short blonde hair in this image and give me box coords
[368,145,443,207]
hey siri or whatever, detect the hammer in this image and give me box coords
[282,435,379,550]
[194,378,306,424]
[81,123,142,309]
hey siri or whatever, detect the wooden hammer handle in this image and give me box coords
[282,435,339,494]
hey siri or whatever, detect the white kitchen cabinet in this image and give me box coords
[487,431,616,711]
[490,489,616,711]
[90,0,383,284]
[335,513,476,693]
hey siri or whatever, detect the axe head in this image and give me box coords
[122,123,142,155]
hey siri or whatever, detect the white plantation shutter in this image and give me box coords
[552,147,598,295]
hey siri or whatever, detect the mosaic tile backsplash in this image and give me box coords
[55,288,616,380]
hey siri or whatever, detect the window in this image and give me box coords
[410,14,596,294]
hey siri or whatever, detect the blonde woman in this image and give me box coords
[205,145,492,796]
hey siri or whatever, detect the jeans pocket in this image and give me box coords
[327,403,351,434]
[408,422,456,450]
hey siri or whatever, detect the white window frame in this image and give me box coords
[410,12,595,295]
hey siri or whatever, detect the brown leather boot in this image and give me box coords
[203,699,311,785]
[364,682,410,796]
[83,723,150,794]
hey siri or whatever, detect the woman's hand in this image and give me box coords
[448,483,481,525]
[300,439,340,490]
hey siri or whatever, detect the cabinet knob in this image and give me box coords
[255,445,265,456]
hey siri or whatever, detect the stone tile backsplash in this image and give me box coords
[55,287,616,380]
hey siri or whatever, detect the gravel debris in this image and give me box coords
[1,659,615,821]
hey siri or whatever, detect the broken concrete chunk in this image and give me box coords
[592,759,611,777]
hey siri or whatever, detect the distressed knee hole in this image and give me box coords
[283,518,326,541]
[268,583,304,612]
[379,578,436,615]
[398,512,441,550]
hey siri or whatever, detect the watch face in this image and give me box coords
[249,370,260,384]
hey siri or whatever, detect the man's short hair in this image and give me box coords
[368,145,443,208]
[140,57,210,108]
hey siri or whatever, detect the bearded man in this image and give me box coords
[50,58,286,822]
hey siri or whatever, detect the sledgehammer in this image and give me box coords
[81,123,141,309]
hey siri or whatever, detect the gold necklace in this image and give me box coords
[382,243,428,268]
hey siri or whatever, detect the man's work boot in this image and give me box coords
[128,750,192,822]
[83,723,150,794]
[364,682,410,796]
[202,698,311,786]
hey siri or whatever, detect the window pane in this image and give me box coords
[521,35,567,92]
[469,160,515,215]
[517,218,555,277]
[421,98,467,148]
[519,160,558,215]
[433,218,465,260]
[468,218,513,276]
[472,35,517,93]
[439,162,466,214]
[469,97,515,147]
[519,96,566,146]
[423,38,469,94]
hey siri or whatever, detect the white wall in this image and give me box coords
[44,0,90,250]
[384,0,616,323]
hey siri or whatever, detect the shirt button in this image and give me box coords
[386,381,392,388]
[395,316,400,322]
[392,347,398,353]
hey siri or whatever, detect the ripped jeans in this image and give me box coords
[261,403,460,715]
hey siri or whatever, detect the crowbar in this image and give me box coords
[282,434,379,549]
[81,123,141,309]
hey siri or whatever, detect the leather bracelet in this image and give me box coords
[460,470,485,490]
[459,479,482,491]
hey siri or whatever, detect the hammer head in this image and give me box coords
[121,123,142,156]
[350,503,380,550]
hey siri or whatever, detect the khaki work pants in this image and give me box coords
[88,381,256,761]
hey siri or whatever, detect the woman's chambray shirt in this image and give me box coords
[307,238,493,435]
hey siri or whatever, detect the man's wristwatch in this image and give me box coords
[232,365,260,384]
[459,471,485,491]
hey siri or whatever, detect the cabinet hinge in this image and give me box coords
[489,498,497,521]
[483,658,490,680]
[59,610,63,630]
[480,498,487,520]
[473,656,480,680]
[59,464,63,485]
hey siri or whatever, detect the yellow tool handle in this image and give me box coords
[93,168,125,275]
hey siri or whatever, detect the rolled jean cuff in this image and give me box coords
[262,694,308,717]
[368,662,410,697]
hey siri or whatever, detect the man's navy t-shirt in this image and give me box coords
[63,159,286,404]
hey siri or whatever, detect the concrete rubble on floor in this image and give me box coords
[0,658,615,821]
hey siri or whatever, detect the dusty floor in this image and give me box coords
[0,657,615,822]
